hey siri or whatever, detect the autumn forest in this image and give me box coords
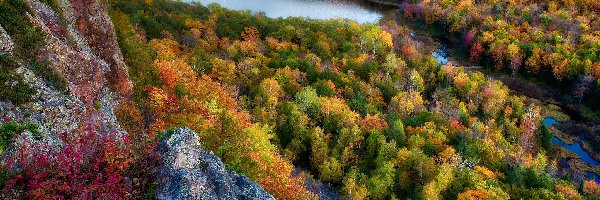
[0,0,599,199]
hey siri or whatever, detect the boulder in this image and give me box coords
[155,127,275,200]
[0,25,14,55]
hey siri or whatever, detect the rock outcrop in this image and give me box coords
[0,25,14,55]
[0,0,132,135]
[65,0,133,96]
[155,127,275,200]
[1,0,130,170]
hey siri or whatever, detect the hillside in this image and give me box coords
[0,0,599,199]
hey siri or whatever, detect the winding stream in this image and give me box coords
[544,118,600,166]
[544,118,600,183]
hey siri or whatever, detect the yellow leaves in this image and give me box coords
[592,62,600,81]
[423,182,441,200]
[438,147,457,164]
[238,124,309,200]
[380,31,393,49]
[265,36,299,51]
[360,26,393,55]
[241,26,261,42]
[453,71,469,90]
[320,97,360,127]
[150,38,181,61]
[474,166,496,180]
[396,148,412,163]
[530,152,548,172]
[525,48,543,74]
[232,40,261,56]
[355,53,370,65]
[209,58,236,82]
[544,52,569,80]
[390,91,425,118]
[148,87,169,113]
[552,58,569,81]
[458,187,509,200]
[341,170,369,200]
[481,31,495,44]
[456,0,475,13]
[506,43,520,59]
[458,189,491,200]
[184,19,203,29]
[548,1,559,13]
[440,0,458,7]
[256,78,283,108]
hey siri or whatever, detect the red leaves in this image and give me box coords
[158,66,178,89]
[361,114,388,132]
[2,129,132,199]
[491,44,507,71]
[401,45,419,60]
[403,5,416,21]
[465,30,476,46]
[449,119,466,132]
[469,41,484,62]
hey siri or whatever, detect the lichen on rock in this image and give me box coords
[155,127,275,200]
[0,25,14,55]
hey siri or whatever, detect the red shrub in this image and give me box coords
[2,128,133,199]
[465,30,476,46]
[470,41,485,62]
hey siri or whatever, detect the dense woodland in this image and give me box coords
[399,0,600,118]
[0,0,599,199]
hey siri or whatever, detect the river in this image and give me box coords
[544,118,600,183]
[190,0,388,24]
[544,118,600,167]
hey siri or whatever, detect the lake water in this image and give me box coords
[191,0,386,24]
[544,118,600,167]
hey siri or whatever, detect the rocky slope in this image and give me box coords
[1,0,129,138]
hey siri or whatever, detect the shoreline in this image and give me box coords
[364,0,401,7]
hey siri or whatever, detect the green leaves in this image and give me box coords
[0,122,39,153]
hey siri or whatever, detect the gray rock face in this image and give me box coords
[155,127,275,200]
[0,25,14,55]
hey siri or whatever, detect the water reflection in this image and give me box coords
[544,118,600,166]
[432,44,449,65]
[190,0,384,23]
[551,136,600,166]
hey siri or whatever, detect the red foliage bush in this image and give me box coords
[465,30,476,46]
[470,41,485,62]
[2,128,133,199]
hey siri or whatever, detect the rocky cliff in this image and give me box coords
[1,0,130,138]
